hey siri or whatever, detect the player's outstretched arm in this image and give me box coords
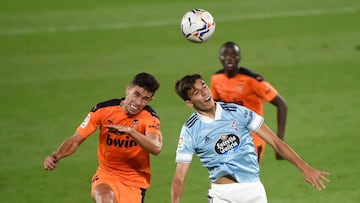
[256,123,330,190]
[270,94,288,160]
[171,163,191,203]
[43,132,85,171]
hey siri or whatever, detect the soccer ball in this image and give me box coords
[180,8,216,43]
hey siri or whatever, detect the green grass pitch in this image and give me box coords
[0,0,359,202]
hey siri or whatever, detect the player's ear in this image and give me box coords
[125,85,131,94]
[185,100,194,108]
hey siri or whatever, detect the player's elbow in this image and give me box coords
[150,144,163,155]
[272,95,288,110]
[151,149,162,156]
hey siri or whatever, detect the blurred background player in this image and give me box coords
[171,74,330,203]
[210,41,288,163]
[44,72,162,203]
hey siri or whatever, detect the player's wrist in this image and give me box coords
[52,151,59,162]
[128,127,137,136]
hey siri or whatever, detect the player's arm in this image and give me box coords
[171,162,191,203]
[104,125,162,155]
[44,132,86,171]
[270,94,288,160]
[256,123,330,190]
[129,130,162,155]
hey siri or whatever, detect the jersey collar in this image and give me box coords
[197,102,222,123]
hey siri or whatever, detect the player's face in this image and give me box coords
[186,79,215,113]
[123,85,153,115]
[219,45,240,75]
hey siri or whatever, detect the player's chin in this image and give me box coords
[128,104,143,115]
[128,109,141,116]
[202,99,214,109]
[225,64,236,70]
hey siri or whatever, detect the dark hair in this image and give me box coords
[175,74,203,101]
[131,72,160,94]
[220,41,240,52]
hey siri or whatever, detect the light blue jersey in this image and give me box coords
[175,102,264,183]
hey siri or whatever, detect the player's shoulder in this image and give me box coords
[213,69,226,75]
[91,98,121,112]
[211,69,228,81]
[184,112,199,128]
[218,102,238,112]
[143,105,160,119]
[212,67,265,82]
[218,102,252,120]
[238,67,264,82]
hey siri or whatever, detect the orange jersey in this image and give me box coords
[76,98,161,189]
[210,67,278,116]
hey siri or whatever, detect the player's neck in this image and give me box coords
[197,105,216,119]
[226,67,239,78]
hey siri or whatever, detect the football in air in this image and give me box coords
[180,8,216,43]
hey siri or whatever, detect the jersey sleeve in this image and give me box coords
[252,79,278,102]
[175,125,194,163]
[76,111,99,138]
[143,115,161,136]
[238,106,264,133]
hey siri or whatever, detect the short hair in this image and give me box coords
[131,72,160,94]
[175,74,203,101]
[220,41,240,52]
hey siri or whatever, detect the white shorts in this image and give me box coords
[208,181,267,203]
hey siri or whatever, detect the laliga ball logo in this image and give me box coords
[180,8,216,43]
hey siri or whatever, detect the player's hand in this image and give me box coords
[104,125,132,135]
[302,166,330,191]
[44,152,58,171]
[275,152,285,160]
